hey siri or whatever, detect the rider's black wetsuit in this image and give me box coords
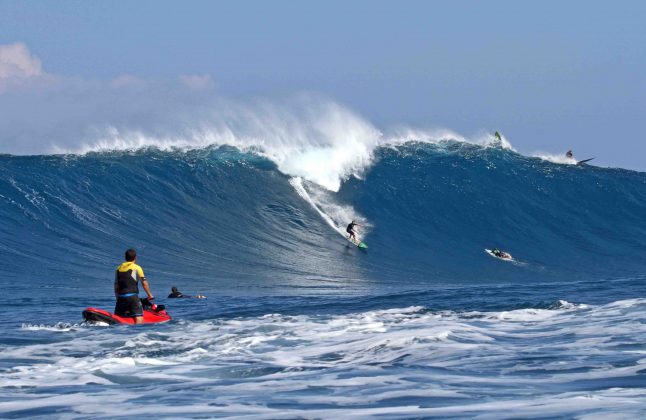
[346,222,357,235]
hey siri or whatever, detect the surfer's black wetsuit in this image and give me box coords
[346,222,360,243]
[346,222,357,235]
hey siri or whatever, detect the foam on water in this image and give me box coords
[383,127,516,151]
[533,151,579,165]
[2,299,644,417]
[289,177,369,239]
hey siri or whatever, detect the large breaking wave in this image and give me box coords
[1,140,644,295]
[2,133,646,418]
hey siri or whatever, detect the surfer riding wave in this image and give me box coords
[346,220,361,244]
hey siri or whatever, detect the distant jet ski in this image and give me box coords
[83,298,171,325]
[485,248,513,261]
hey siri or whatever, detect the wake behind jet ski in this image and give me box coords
[485,248,513,261]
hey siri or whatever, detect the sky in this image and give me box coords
[0,0,644,170]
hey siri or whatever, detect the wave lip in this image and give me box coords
[3,86,528,192]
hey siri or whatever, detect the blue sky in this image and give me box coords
[0,0,644,170]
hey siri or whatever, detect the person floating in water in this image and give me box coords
[114,248,155,324]
[168,286,206,299]
[168,286,184,298]
[346,220,361,244]
[566,150,574,159]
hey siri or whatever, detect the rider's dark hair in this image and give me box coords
[125,248,137,262]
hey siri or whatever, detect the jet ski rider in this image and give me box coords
[114,248,155,324]
[492,248,510,259]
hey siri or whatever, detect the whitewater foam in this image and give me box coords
[2,83,530,193]
[533,151,579,165]
[2,299,645,417]
[20,322,85,331]
[289,177,369,239]
[383,127,516,151]
[51,97,382,192]
[74,122,524,193]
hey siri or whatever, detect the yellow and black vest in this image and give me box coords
[115,261,145,296]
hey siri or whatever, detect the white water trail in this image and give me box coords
[289,177,369,242]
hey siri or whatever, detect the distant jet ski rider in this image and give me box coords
[346,220,361,243]
[566,150,573,159]
[114,248,155,324]
[492,248,511,259]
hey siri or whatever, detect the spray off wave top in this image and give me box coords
[1,90,519,191]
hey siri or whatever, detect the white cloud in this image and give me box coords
[179,74,214,90]
[0,43,44,91]
[110,74,145,88]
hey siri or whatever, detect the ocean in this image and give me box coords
[1,139,645,418]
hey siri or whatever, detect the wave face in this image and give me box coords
[1,143,644,291]
[1,142,646,417]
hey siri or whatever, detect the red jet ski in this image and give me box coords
[83,299,171,325]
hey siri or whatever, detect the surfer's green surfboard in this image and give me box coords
[349,237,368,249]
